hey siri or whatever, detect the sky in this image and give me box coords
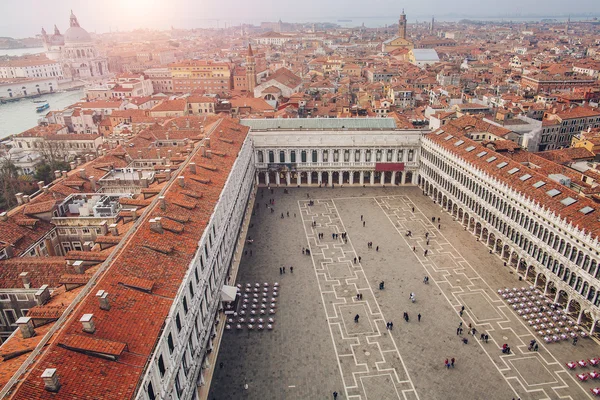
[1,0,600,38]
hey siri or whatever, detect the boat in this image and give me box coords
[32,99,47,103]
[36,102,49,112]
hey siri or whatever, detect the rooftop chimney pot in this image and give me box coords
[0,212,7,222]
[41,368,60,392]
[178,176,185,187]
[34,285,50,306]
[19,271,30,288]
[16,316,35,339]
[189,162,196,174]
[150,217,163,234]
[96,290,110,311]
[80,313,96,334]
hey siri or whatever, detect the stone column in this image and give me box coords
[297,172,301,186]
[349,171,354,185]
[577,308,585,324]
[544,280,550,296]
[360,171,364,185]
[339,172,343,186]
[401,172,406,185]
[275,172,280,186]
[286,171,291,186]
[266,173,270,186]
[380,172,385,185]
[554,290,561,304]
[392,171,397,185]
[412,171,418,184]
[370,172,375,186]
[590,319,597,336]
[328,171,333,186]
[307,172,312,185]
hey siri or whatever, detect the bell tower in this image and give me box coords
[399,9,407,39]
[246,44,257,94]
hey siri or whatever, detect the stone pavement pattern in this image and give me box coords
[209,187,597,400]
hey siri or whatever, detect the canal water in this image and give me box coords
[0,89,84,140]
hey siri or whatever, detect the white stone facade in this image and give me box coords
[419,136,600,335]
[137,135,255,400]
[251,127,423,187]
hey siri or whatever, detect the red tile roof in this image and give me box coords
[7,118,250,399]
[0,257,68,289]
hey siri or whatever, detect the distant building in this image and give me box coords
[41,11,109,81]
[168,60,232,93]
[409,49,440,68]
[382,10,414,53]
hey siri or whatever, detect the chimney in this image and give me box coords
[96,290,110,311]
[16,317,35,338]
[15,193,24,205]
[80,313,96,333]
[83,242,93,251]
[131,208,138,221]
[167,150,172,159]
[37,181,45,191]
[42,185,50,193]
[76,158,82,166]
[41,368,60,393]
[99,220,108,235]
[0,212,7,222]
[73,260,85,274]
[189,162,196,174]
[90,176,97,191]
[137,170,143,179]
[19,271,30,288]
[109,223,118,236]
[22,195,30,204]
[201,145,207,157]
[164,169,171,180]
[156,148,161,159]
[34,285,50,306]
[137,150,142,159]
[54,170,61,179]
[140,177,149,188]
[62,170,68,178]
[178,176,185,187]
[69,162,76,170]
[159,196,166,210]
[206,150,213,158]
[205,138,210,148]
[79,169,86,179]
[150,217,163,234]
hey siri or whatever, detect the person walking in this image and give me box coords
[418,313,421,322]
[290,266,293,273]
[389,321,393,330]
[451,358,455,368]
[354,314,360,323]
[363,221,366,227]
[333,391,338,399]
[376,246,379,252]
[361,215,363,221]
[456,327,460,335]
[445,359,450,369]
[283,267,286,273]
[412,207,415,212]
[279,267,283,274]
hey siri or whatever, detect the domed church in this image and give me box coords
[41,11,109,80]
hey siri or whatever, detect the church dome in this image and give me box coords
[64,11,91,43]
[64,26,91,43]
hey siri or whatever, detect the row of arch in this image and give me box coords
[418,150,600,335]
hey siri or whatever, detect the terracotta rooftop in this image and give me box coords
[7,117,250,399]
[0,257,68,289]
[426,129,600,239]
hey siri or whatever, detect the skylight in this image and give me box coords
[579,206,594,215]
[454,140,465,147]
[546,189,561,197]
[507,167,520,174]
[436,129,445,135]
[486,156,497,163]
[476,151,487,158]
[560,197,577,206]
[520,174,532,181]
[444,135,453,141]
[533,180,546,188]
[465,146,476,152]
[497,162,508,169]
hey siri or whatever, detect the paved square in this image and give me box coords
[209,187,596,400]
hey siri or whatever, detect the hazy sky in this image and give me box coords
[1,0,599,38]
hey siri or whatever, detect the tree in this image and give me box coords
[34,160,70,185]
[0,157,22,211]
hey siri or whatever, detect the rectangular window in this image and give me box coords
[301,150,307,163]
[355,151,360,162]
[323,150,328,162]
[408,150,414,162]
[366,150,371,162]
[158,355,166,377]
[268,151,274,163]
[279,151,285,163]
[4,310,17,325]
[344,150,350,162]
[312,150,317,163]
[72,242,83,251]
[290,151,296,163]
[257,151,263,163]
[168,333,175,353]
[183,297,188,314]
[376,150,382,161]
